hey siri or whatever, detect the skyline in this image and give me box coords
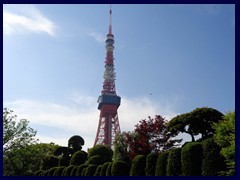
[3,4,235,151]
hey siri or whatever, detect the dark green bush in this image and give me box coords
[53,166,65,176]
[94,165,102,176]
[155,151,170,176]
[34,170,43,176]
[86,155,109,165]
[70,166,78,176]
[146,152,158,176]
[201,137,227,176]
[88,145,113,160]
[81,168,87,176]
[42,170,50,176]
[106,163,112,176]
[62,165,75,176]
[41,155,59,170]
[76,164,89,176]
[111,160,130,176]
[130,155,146,176]
[48,167,58,176]
[85,164,98,176]
[70,150,87,166]
[166,148,182,176]
[100,162,111,176]
[181,142,202,176]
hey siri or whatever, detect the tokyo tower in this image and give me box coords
[94,5,121,147]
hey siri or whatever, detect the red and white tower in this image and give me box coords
[94,5,121,147]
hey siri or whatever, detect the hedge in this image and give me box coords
[70,150,87,166]
[53,166,65,176]
[106,163,112,176]
[166,148,182,176]
[100,162,111,176]
[111,160,130,176]
[70,166,78,176]
[62,165,75,176]
[146,152,158,176]
[155,151,170,176]
[48,167,58,176]
[94,165,102,176]
[34,170,43,176]
[85,164,98,176]
[76,164,89,176]
[181,142,202,176]
[130,155,146,176]
[201,137,227,176]
[41,156,59,170]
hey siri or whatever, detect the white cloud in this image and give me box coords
[3,4,56,36]
[88,31,105,43]
[3,95,178,151]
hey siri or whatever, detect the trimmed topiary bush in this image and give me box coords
[155,151,170,176]
[76,164,89,176]
[88,145,113,162]
[70,150,87,166]
[42,170,50,176]
[48,167,58,176]
[181,142,202,176]
[70,166,78,176]
[106,163,112,176]
[81,168,87,176]
[59,156,70,167]
[201,137,227,176]
[94,165,102,176]
[53,166,65,176]
[62,165,75,176]
[130,155,146,176]
[146,152,158,176]
[166,148,182,176]
[85,165,98,176]
[34,170,43,176]
[86,155,107,165]
[111,160,130,176]
[100,162,111,176]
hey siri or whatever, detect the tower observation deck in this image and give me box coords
[94,5,121,147]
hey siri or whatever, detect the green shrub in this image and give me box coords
[130,155,146,176]
[166,148,182,176]
[100,162,111,176]
[146,152,158,176]
[41,155,59,170]
[201,137,227,176]
[86,155,109,165]
[42,170,50,176]
[181,142,202,176]
[53,166,65,176]
[111,160,130,176]
[34,170,43,176]
[94,165,102,176]
[106,163,112,176]
[155,151,170,176]
[85,164,98,176]
[70,150,87,166]
[62,165,75,176]
[48,167,58,176]
[70,166,78,176]
[76,164,89,176]
[88,145,113,161]
[81,168,87,176]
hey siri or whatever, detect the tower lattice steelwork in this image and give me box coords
[94,6,121,147]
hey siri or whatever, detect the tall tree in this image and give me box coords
[3,108,38,153]
[212,111,235,175]
[167,107,223,141]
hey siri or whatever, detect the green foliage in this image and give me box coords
[76,164,89,176]
[53,166,65,176]
[201,137,227,176]
[70,150,87,166]
[181,142,202,176]
[48,167,58,176]
[88,145,113,161]
[111,160,130,176]
[70,166,78,176]
[100,162,111,176]
[213,111,235,175]
[94,165,102,176]
[145,152,158,176]
[166,148,182,176]
[59,155,70,166]
[130,155,146,176]
[41,155,59,170]
[62,165,75,176]
[85,164,98,176]
[34,169,43,176]
[155,151,170,176]
[106,163,112,176]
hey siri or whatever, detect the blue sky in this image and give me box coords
[3,4,235,151]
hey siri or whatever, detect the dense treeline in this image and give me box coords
[3,107,235,176]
